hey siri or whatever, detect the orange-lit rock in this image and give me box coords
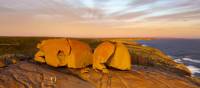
[34,39,190,76]
[0,61,198,88]
[67,39,93,68]
[93,41,131,72]
[34,39,93,69]
[73,67,199,88]
[175,63,192,76]
[108,42,131,70]
[93,42,115,72]
[34,51,45,63]
[34,39,70,67]
[0,59,5,67]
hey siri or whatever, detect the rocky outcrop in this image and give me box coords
[34,39,191,76]
[34,39,70,67]
[93,42,115,72]
[108,42,131,70]
[0,61,94,88]
[34,39,93,68]
[67,39,93,68]
[76,66,199,88]
[0,61,199,88]
[0,38,197,88]
[127,43,192,76]
[93,41,131,72]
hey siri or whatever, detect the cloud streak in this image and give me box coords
[0,0,200,38]
[0,0,199,22]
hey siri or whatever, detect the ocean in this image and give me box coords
[139,39,200,77]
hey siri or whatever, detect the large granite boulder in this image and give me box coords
[34,39,93,69]
[67,39,93,68]
[93,41,131,72]
[108,42,131,70]
[93,41,115,72]
[34,39,70,67]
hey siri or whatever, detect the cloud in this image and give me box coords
[1,0,199,22]
[0,0,200,38]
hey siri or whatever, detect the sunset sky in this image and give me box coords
[0,0,200,38]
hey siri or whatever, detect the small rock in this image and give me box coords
[0,59,5,67]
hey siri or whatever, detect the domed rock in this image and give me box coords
[34,39,70,67]
[67,39,93,68]
[34,39,93,69]
[108,42,131,70]
[93,41,115,72]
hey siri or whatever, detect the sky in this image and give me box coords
[0,0,200,38]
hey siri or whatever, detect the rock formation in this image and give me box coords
[67,39,93,68]
[35,39,70,67]
[34,39,93,69]
[0,61,94,88]
[93,41,115,73]
[34,39,191,76]
[127,44,192,76]
[0,61,199,88]
[93,41,131,72]
[108,42,131,70]
[0,38,200,88]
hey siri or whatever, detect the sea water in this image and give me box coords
[139,39,200,77]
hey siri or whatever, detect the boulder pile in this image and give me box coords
[34,39,191,76]
[0,38,199,88]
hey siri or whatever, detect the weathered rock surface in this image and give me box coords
[127,44,192,76]
[0,60,5,67]
[35,39,70,67]
[108,42,131,70]
[93,41,131,72]
[93,41,115,72]
[0,61,199,88]
[0,39,198,88]
[71,66,200,88]
[34,39,93,69]
[0,61,94,88]
[33,39,191,76]
[0,54,31,67]
[67,39,93,68]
